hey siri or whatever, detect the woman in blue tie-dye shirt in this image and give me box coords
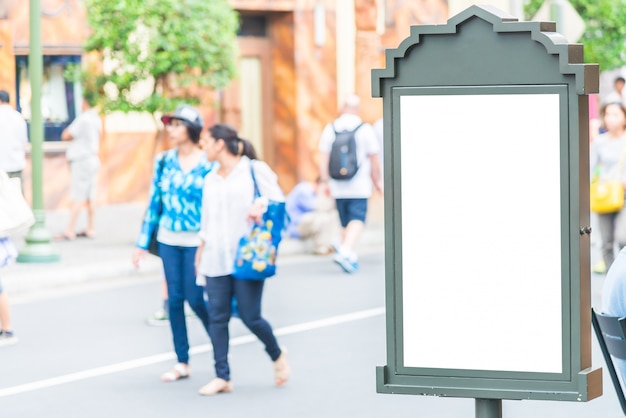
[132,105,214,383]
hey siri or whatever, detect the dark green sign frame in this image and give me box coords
[372,5,600,402]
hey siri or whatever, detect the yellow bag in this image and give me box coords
[590,180,624,213]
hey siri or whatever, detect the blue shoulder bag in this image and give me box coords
[232,162,288,280]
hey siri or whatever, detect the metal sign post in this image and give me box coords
[372,5,600,415]
[18,0,60,263]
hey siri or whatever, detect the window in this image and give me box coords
[238,15,267,37]
[15,55,82,141]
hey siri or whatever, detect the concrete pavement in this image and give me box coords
[2,199,384,298]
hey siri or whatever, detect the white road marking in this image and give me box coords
[0,307,384,398]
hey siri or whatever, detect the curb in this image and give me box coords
[2,222,384,298]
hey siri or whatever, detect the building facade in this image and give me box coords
[0,0,448,208]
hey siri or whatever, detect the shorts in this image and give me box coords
[335,198,368,227]
[7,171,23,193]
[70,157,99,202]
[0,237,17,270]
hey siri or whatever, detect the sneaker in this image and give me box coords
[333,252,359,274]
[0,331,19,347]
[592,260,607,275]
[146,308,170,326]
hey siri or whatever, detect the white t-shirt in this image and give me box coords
[0,104,28,172]
[66,108,102,162]
[590,133,626,182]
[319,113,380,199]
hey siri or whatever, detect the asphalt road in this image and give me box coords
[0,249,624,418]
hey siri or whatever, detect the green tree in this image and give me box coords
[524,0,626,71]
[78,0,239,115]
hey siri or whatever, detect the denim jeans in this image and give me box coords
[204,275,282,381]
[159,243,210,364]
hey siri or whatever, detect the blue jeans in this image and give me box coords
[159,243,210,364]
[204,275,282,381]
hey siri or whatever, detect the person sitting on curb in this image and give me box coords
[286,178,339,255]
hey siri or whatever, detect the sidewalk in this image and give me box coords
[2,199,384,297]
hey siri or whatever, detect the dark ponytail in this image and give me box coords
[240,139,258,160]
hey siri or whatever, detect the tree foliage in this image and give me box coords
[524,0,626,71]
[78,0,239,114]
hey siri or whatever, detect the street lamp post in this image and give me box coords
[550,0,565,34]
[17,0,60,263]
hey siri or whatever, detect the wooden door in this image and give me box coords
[221,37,273,163]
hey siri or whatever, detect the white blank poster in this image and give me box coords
[400,93,563,373]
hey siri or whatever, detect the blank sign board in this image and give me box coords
[400,93,563,373]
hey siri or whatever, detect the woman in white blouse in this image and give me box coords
[195,124,290,396]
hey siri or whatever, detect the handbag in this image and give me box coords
[233,162,288,280]
[590,180,624,213]
[148,156,165,256]
[591,140,626,214]
[0,170,35,236]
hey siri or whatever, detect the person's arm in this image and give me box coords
[60,128,73,141]
[61,125,74,141]
[195,240,205,276]
[318,123,334,184]
[61,112,84,141]
[133,154,165,266]
[318,152,330,183]
[361,123,383,194]
[316,152,331,199]
[369,153,383,194]
[247,161,284,223]
[590,139,601,182]
[195,173,213,274]
[135,154,165,253]
[197,176,211,248]
[252,160,284,202]
[18,118,28,146]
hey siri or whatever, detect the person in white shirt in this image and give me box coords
[195,123,290,396]
[0,90,28,189]
[318,94,383,273]
[58,92,102,240]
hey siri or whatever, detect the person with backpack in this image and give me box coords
[318,94,383,273]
